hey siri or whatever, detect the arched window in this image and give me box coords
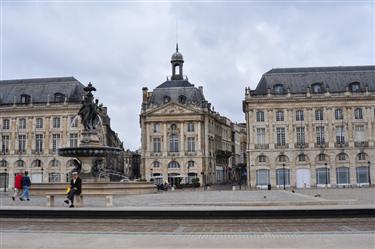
[179,95,186,104]
[187,160,195,168]
[273,84,284,95]
[54,93,65,102]
[49,159,60,167]
[168,161,180,169]
[354,108,363,119]
[318,153,327,162]
[298,154,306,162]
[152,161,160,168]
[163,96,171,104]
[15,160,25,167]
[171,123,177,132]
[258,155,267,163]
[349,82,361,92]
[337,153,347,161]
[32,159,42,167]
[278,155,288,163]
[311,83,323,93]
[357,152,367,161]
[0,159,7,167]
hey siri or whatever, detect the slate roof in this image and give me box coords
[253,65,375,95]
[149,80,206,107]
[0,77,85,105]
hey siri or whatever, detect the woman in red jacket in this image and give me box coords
[12,172,24,201]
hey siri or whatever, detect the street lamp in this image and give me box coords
[150,168,153,182]
[41,168,44,183]
[282,163,286,190]
[3,168,7,192]
[368,161,371,186]
[201,171,204,190]
[187,165,190,184]
[325,162,328,187]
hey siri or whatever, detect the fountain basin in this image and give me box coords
[58,146,122,157]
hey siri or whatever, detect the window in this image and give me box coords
[187,122,194,132]
[35,134,43,153]
[168,161,180,169]
[19,118,27,129]
[54,93,65,102]
[349,82,361,92]
[356,167,369,184]
[276,168,290,186]
[311,83,323,93]
[50,159,59,167]
[278,155,287,163]
[296,127,305,146]
[354,125,365,142]
[152,161,160,168]
[298,154,306,162]
[16,160,25,167]
[1,135,9,154]
[276,111,284,121]
[336,126,345,144]
[273,84,284,94]
[256,169,270,186]
[316,126,325,145]
[32,159,42,167]
[153,123,160,133]
[187,160,195,168]
[357,153,367,161]
[48,173,61,183]
[169,134,179,152]
[2,119,10,129]
[36,118,43,129]
[335,109,343,120]
[296,110,304,121]
[336,167,350,185]
[258,155,267,163]
[276,127,286,146]
[179,95,186,104]
[70,116,78,128]
[318,154,326,162]
[20,94,31,104]
[354,108,363,119]
[52,117,60,128]
[0,160,7,167]
[315,110,324,121]
[171,124,177,132]
[187,137,195,152]
[316,168,330,185]
[70,134,78,147]
[256,128,266,145]
[256,111,265,122]
[52,134,60,153]
[338,153,347,161]
[18,135,26,153]
[153,138,161,152]
[163,96,170,103]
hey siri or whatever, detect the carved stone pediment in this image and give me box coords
[150,103,197,115]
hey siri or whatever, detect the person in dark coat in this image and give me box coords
[20,171,31,201]
[64,171,82,208]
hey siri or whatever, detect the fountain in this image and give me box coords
[31,82,156,204]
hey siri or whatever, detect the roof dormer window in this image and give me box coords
[179,95,186,104]
[20,94,31,104]
[273,84,284,95]
[349,82,361,92]
[163,96,171,104]
[311,83,323,93]
[54,93,65,102]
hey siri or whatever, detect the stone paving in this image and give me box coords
[0,187,374,208]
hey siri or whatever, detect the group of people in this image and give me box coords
[12,170,82,208]
[12,171,32,201]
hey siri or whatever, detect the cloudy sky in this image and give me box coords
[1,1,374,150]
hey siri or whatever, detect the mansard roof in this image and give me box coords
[0,77,85,105]
[253,65,375,95]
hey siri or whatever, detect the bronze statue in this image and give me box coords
[78,82,102,130]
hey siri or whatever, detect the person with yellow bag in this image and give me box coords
[64,171,82,208]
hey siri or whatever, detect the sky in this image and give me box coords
[1,0,374,150]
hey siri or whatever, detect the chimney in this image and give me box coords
[198,86,203,95]
[142,87,148,102]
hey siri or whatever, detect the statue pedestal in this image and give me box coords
[81,130,101,147]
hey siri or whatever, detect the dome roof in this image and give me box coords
[171,43,184,62]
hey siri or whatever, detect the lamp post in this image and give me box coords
[41,168,44,183]
[368,161,371,186]
[201,171,204,190]
[150,168,153,182]
[282,163,286,190]
[3,168,7,192]
[325,162,328,188]
[187,165,190,184]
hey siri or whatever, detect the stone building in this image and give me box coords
[0,77,123,189]
[231,123,247,185]
[123,149,141,180]
[243,66,375,189]
[140,45,233,186]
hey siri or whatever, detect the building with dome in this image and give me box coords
[243,66,375,189]
[140,45,234,186]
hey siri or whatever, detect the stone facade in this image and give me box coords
[140,46,233,186]
[243,66,375,189]
[123,149,141,180]
[0,77,123,189]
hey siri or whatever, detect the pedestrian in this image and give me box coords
[20,171,31,201]
[12,171,24,201]
[64,171,82,208]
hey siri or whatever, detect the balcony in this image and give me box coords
[354,141,369,148]
[32,150,43,155]
[185,151,197,156]
[255,144,269,150]
[294,143,308,149]
[275,144,289,149]
[150,152,161,157]
[167,152,180,157]
[334,142,349,148]
[314,143,328,148]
